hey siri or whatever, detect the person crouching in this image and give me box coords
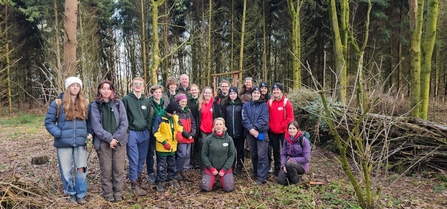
[200,117,236,192]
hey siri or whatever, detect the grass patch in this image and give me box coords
[0,114,43,126]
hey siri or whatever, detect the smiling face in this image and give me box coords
[288,123,298,137]
[272,87,282,99]
[203,88,213,101]
[251,90,261,101]
[179,99,187,108]
[229,92,238,101]
[220,82,230,95]
[190,86,200,98]
[69,83,81,96]
[99,83,112,100]
[214,119,225,134]
[244,79,252,89]
[132,79,144,93]
[260,86,268,95]
[180,75,189,88]
[152,88,163,100]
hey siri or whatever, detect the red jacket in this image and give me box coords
[268,95,294,134]
[200,97,214,133]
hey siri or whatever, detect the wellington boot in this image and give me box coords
[131,180,146,196]
[138,174,148,190]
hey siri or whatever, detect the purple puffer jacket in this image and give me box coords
[280,131,311,173]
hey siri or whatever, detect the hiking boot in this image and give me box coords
[105,196,115,202]
[250,172,257,179]
[234,167,242,176]
[181,172,190,181]
[148,173,156,183]
[175,172,184,181]
[114,196,122,202]
[156,182,164,192]
[255,179,267,186]
[131,180,146,196]
[138,174,148,190]
[76,197,87,205]
[69,195,77,204]
[168,180,179,188]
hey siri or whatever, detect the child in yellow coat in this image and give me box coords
[153,101,191,192]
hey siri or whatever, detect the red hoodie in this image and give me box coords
[200,97,214,133]
[268,95,294,134]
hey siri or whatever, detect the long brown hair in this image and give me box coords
[63,85,88,120]
[96,80,117,101]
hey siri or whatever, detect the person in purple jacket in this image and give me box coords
[277,120,311,186]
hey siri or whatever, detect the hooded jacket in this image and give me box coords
[44,93,90,148]
[177,106,196,144]
[89,99,129,150]
[122,92,152,131]
[201,131,235,171]
[268,95,294,134]
[281,131,311,173]
[242,98,269,134]
[153,111,188,156]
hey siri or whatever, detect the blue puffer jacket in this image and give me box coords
[242,99,269,133]
[89,99,129,150]
[44,94,90,148]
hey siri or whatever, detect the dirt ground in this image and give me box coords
[1,122,447,208]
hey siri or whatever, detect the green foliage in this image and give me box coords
[0,113,42,126]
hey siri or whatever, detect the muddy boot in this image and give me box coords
[138,174,148,190]
[175,172,184,181]
[181,171,190,181]
[156,182,164,192]
[131,180,146,196]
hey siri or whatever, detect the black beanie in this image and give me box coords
[272,83,284,91]
[229,86,238,94]
[252,86,261,93]
[166,101,179,114]
[260,82,268,88]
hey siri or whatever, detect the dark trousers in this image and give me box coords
[191,131,210,169]
[268,132,284,174]
[246,134,269,181]
[155,154,176,183]
[97,141,126,199]
[146,133,156,174]
[277,161,305,186]
[232,137,245,168]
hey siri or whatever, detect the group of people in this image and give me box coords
[44,75,311,205]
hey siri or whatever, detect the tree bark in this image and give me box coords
[63,0,78,77]
[409,0,424,118]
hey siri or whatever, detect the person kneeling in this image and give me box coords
[200,118,236,192]
[277,121,311,186]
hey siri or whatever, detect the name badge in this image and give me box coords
[223,143,228,147]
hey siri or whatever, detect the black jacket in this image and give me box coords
[212,92,228,119]
[223,100,245,139]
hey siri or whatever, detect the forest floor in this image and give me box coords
[1,114,447,208]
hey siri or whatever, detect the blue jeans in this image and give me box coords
[176,143,192,172]
[246,133,269,181]
[146,133,156,174]
[56,146,88,199]
[156,154,176,183]
[127,130,149,181]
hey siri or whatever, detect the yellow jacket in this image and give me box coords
[153,114,183,156]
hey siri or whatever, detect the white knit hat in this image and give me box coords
[65,77,83,89]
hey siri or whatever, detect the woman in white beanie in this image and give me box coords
[44,76,91,205]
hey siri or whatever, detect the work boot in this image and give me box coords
[175,172,184,181]
[138,174,148,190]
[156,182,164,192]
[181,171,190,181]
[130,180,146,196]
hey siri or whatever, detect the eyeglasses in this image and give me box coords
[133,82,143,86]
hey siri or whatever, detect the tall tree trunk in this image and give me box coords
[262,0,267,80]
[63,0,78,76]
[238,0,247,84]
[328,0,347,104]
[206,0,212,86]
[5,3,12,112]
[420,0,439,119]
[231,0,235,73]
[409,0,424,118]
[141,0,148,82]
[150,0,166,85]
[287,0,301,89]
[54,0,63,88]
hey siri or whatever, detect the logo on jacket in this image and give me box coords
[278,107,283,111]
[141,105,147,110]
[223,143,228,147]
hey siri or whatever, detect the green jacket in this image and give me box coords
[122,92,152,131]
[202,131,235,171]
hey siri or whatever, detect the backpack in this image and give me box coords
[299,131,312,151]
[268,97,288,118]
[55,98,90,120]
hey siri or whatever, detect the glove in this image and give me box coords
[218,169,225,177]
[210,167,218,175]
[163,143,171,150]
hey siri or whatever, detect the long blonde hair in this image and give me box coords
[198,86,213,111]
[63,88,88,120]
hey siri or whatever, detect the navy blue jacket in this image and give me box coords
[242,100,269,134]
[224,100,245,139]
[89,99,129,150]
[44,94,90,148]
